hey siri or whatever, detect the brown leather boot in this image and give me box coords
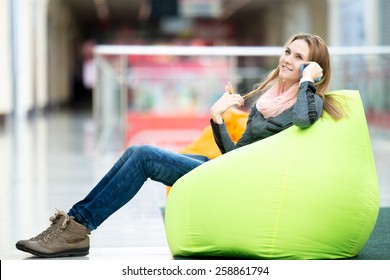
[16,210,90,258]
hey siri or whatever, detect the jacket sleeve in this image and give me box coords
[210,106,256,154]
[292,81,323,128]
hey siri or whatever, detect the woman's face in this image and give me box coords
[279,39,310,85]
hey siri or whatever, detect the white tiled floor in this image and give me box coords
[0,111,171,260]
[0,110,389,260]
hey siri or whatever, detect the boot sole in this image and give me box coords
[16,243,89,258]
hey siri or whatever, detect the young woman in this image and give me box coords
[16,33,344,257]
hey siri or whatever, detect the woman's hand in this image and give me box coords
[301,62,323,81]
[210,91,244,124]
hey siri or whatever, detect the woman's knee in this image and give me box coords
[121,145,139,160]
[123,145,160,161]
[132,145,160,158]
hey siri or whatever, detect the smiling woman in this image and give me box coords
[278,39,312,88]
[240,33,343,121]
[16,33,349,259]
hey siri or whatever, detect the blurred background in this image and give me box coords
[1,0,390,125]
[1,0,389,259]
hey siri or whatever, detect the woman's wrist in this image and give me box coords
[210,107,223,124]
[299,76,314,85]
[211,114,223,124]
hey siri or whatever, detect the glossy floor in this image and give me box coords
[0,110,389,260]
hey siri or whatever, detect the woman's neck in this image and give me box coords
[278,80,296,94]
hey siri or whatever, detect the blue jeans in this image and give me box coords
[68,145,210,231]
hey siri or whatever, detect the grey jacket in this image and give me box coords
[211,81,323,154]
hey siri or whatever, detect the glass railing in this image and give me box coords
[93,45,390,152]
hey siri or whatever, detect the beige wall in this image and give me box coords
[14,0,34,118]
[2,0,77,118]
[0,0,12,115]
[47,0,77,106]
[2,0,50,117]
[35,0,49,109]
[262,0,328,45]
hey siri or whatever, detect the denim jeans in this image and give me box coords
[68,145,210,231]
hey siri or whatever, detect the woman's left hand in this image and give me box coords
[210,91,244,124]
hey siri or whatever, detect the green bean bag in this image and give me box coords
[165,90,380,259]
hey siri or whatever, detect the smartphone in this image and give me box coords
[300,64,321,82]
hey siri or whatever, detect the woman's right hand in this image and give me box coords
[301,62,323,81]
[210,91,244,124]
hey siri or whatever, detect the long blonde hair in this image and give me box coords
[243,33,344,120]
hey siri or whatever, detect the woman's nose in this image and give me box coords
[283,55,292,64]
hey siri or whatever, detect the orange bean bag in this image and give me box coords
[166,107,248,196]
[180,107,248,159]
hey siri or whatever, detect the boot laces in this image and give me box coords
[41,209,70,243]
[30,210,59,240]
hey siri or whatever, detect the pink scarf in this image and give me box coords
[256,82,299,119]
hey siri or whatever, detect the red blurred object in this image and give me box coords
[126,113,210,151]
